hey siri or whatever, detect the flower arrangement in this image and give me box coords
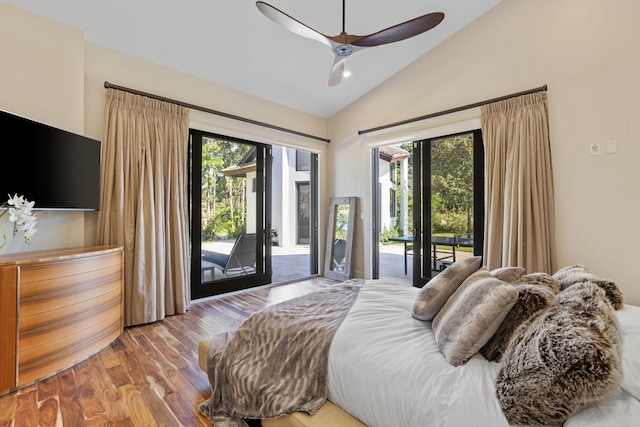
[0,194,38,249]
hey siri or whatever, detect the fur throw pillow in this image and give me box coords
[553,264,624,309]
[496,282,622,425]
[490,266,525,282]
[480,284,555,362]
[432,271,518,366]
[411,256,482,321]
[512,272,561,293]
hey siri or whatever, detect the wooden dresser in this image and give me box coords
[0,245,123,395]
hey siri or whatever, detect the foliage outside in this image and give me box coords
[431,134,474,235]
[334,208,349,241]
[382,134,474,243]
[201,138,252,240]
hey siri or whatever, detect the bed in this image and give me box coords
[197,262,640,427]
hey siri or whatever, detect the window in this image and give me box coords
[390,188,397,218]
[296,150,311,171]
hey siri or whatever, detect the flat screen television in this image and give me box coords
[0,109,101,211]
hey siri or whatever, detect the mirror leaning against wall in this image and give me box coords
[324,196,357,281]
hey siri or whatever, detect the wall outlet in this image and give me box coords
[590,143,601,156]
[606,140,618,154]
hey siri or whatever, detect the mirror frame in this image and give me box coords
[324,196,357,281]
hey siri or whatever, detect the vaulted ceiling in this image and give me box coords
[4,0,503,118]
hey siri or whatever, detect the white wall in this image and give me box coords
[5,1,638,306]
[328,0,640,304]
[0,2,88,253]
[1,2,330,258]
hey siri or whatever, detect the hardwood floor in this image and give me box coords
[0,277,337,427]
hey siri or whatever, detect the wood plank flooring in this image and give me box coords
[0,277,337,427]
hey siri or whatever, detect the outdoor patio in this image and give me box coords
[273,243,417,285]
[202,239,472,286]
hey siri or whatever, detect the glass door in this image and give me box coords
[189,130,272,299]
[412,130,484,286]
[269,147,319,284]
[371,144,413,283]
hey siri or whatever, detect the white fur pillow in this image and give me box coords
[411,256,482,321]
[432,270,518,366]
[490,266,525,282]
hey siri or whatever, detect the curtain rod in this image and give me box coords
[103,82,331,143]
[358,84,548,136]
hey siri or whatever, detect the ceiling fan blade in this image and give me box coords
[351,12,444,47]
[328,56,346,87]
[256,1,333,50]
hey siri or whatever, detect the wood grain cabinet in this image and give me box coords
[0,246,123,395]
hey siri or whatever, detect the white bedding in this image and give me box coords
[327,280,640,427]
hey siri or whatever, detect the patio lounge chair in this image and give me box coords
[202,233,257,279]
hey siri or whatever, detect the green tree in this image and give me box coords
[201,138,252,239]
[431,134,474,233]
[335,207,349,241]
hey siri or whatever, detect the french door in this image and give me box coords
[189,130,272,299]
[412,129,485,286]
[371,129,485,285]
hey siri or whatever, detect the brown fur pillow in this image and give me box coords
[553,264,624,309]
[512,272,561,293]
[480,284,555,362]
[496,282,622,425]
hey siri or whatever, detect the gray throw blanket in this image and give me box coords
[198,280,363,427]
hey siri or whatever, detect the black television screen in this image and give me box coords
[0,109,101,211]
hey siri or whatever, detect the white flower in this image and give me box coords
[0,194,38,247]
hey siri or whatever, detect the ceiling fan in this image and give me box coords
[256,0,445,87]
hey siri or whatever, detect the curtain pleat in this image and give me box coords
[97,89,190,326]
[481,92,557,273]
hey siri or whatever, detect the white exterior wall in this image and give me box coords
[290,148,311,246]
[271,146,311,248]
[378,160,394,234]
[245,170,257,234]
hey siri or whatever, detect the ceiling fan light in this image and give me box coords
[256,1,444,87]
[334,44,353,56]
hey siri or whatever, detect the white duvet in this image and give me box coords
[327,280,640,427]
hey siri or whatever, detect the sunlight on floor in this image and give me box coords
[266,281,325,305]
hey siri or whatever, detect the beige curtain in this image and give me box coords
[481,92,557,273]
[97,89,190,326]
